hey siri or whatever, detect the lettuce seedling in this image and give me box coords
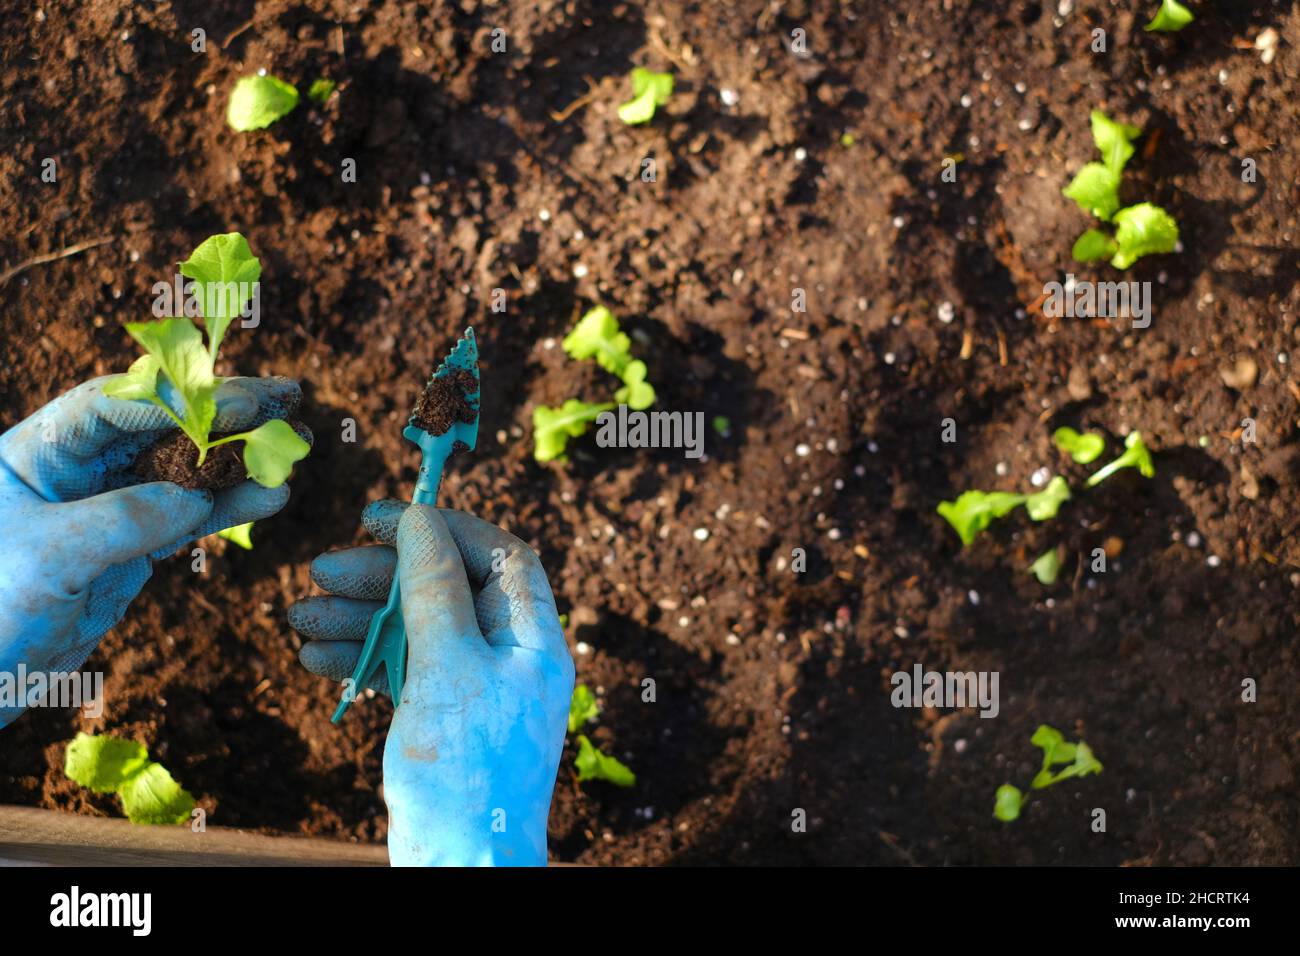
[1052,426,1105,465]
[64,732,195,825]
[1028,546,1063,585]
[535,305,656,462]
[533,399,615,463]
[227,74,300,131]
[104,233,310,487]
[217,522,254,549]
[617,68,673,125]
[575,734,636,787]
[1146,0,1194,32]
[1063,111,1179,270]
[1085,431,1155,487]
[307,78,336,104]
[569,683,600,734]
[937,477,1071,546]
[994,725,1102,822]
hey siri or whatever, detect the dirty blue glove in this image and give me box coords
[0,375,305,728]
[289,501,574,866]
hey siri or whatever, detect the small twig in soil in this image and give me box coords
[0,236,112,288]
[222,18,255,49]
[549,77,601,123]
[648,23,696,73]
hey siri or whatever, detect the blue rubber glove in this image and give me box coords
[288,501,574,866]
[0,375,306,728]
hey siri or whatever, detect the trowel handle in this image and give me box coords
[331,562,408,721]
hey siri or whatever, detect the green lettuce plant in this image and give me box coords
[1146,0,1194,32]
[937,477,1071,547]
[533,305,655,463]
[567,684,635,787]
[64,732,195,825]
[105,233,310,487]
[617,68,673,125]
[995,725,1103,822]
[1086,432,1155,487]
[1052,426,1106,464]
[227,75,300,131]
[1063,111,1180,269]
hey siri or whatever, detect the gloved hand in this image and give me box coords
[288,501,574,866]
[0,375,306,728]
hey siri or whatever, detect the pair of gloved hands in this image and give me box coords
[0,375,573,866]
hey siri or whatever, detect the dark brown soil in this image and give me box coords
[1,0,1298,865]
[134,431,248,490]
[412,368,480,436]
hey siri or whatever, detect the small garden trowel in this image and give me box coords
[331,327,481,722]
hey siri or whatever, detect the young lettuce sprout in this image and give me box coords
[534,305,656,462]
[994,725,1103,822]
[937,477,1071,547]
[1028,546,1063,585]
[217,522,254,549]
[575,735,637,787]
[1063,111,1180,270]
[567,684,635,787]
[1085,431,1155,487]
[1052,426,1106,465]
[64,732,195,826]
[532,399,615,464]
[568,684,600,734]
[1146,0,1194,32]
[617,67,673,125]
[105,233,310,487]
[227,75,300,131]
[307,78,337,105]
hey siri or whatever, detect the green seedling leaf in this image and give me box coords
[65,732,148,792]
[1030,725,1103,790]
[1052,426,1106,464]
[614,360,656,410]
[1146,0,1194,32]
[618,67,673,125]
[118,762,196,826]
[1090,110,1142,176]
[562,305,634,377]
[1028,547,1063,586]
[574,734,636,787]
[123,318,218,456]
[179,233,262,358]
[1110,202,1180,269]
[227,74,300,131]
[533,399,615,463]
[936,490,1027,547]
[64,733,195,826]
[1063,163,1122,222]
[1086,430,1155,487]
[998,726,1102,822]
[568,684,599,734]
[229,419,310,488]
[617,87,657,125]
[307,78,337,104]
[712,415,732,436]
[103,354,161,402]
[1072,228,1118,263]
[994,784,1026,822]
[1024,476,1071,521]
[217,522,254,549]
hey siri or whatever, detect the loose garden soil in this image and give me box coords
[1,0,1297,864]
